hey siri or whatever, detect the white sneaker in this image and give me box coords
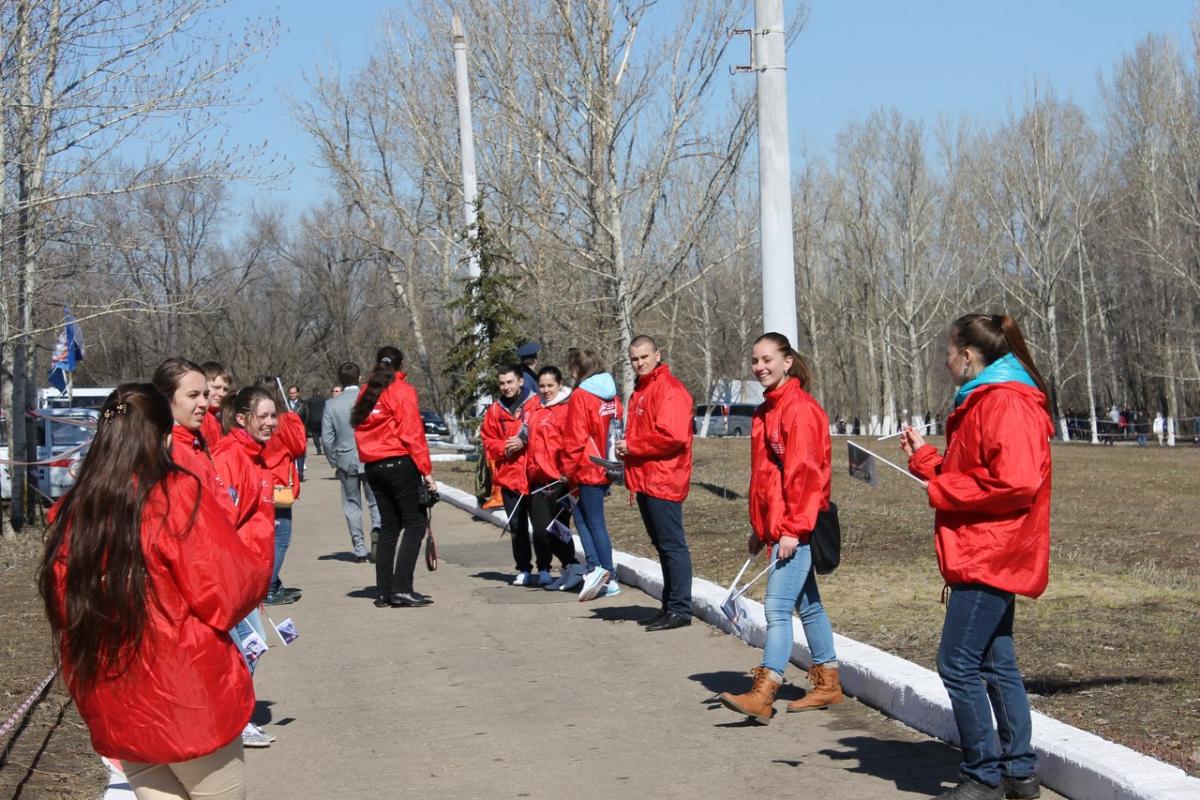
[603,581,621,597]
[242,722,272,748]
[578,567,610,602]
[512,571,530,586]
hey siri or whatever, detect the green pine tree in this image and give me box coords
[444,210,527,417]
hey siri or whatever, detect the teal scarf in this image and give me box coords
[954,353,1037,408]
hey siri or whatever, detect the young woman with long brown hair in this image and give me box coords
[353,346,436,608]
[901,314,1052,800]
[560,347,624,601]
[718,332,842,722]
[39,385,272,799]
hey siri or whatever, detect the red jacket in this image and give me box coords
[908,382,1053,598]
[262,411,307,500]
[480,392,540,494]
[200,407,224,446]
[353,374,432,474]
[624,364,693,502]
[211,428,277,551]
[170,423,235,519]
[561,383,623,486]
[526,390,571,485]
[51,471,272,763]
[748,378,831,544]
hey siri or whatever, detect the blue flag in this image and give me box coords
[48,307,84,393]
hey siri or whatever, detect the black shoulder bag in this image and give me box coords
[766,436,841,575]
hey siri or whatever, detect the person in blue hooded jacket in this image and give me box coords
[561,348,624,602]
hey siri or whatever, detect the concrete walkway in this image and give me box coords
[245,456,1066,799]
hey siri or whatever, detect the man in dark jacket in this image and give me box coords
[306,388,326,456]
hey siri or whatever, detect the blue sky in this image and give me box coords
[217,1,1195,218]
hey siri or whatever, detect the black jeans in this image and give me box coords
[636,493,693,616]
[528,482,578,570]
[365,456,426,597]
[502,488,538,573]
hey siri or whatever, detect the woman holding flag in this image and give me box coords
[525,365,581,587]
[900,314,1052,800]
[717,332,841,723]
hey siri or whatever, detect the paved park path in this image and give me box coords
[245,455,1067,799]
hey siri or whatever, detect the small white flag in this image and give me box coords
[271,617,299,647]
[240,630,269,663]
[547,518,573,543]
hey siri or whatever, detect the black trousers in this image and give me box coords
[502,488,539,573]
[528,482,579,570]
[365,456,426,596]
[636,493,693,616]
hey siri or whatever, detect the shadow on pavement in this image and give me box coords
[346,586,378,599]
[317,551,361,563]
[810,736,958,795]
[470,570,515,585]
[588,604,654,623]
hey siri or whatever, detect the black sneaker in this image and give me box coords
[1003,775,1041,799]
[264,590,296,606]
[282,586,302,599]
[935,777,1004,800]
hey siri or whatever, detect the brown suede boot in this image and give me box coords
[787,663,844,712]
[718,666,781,723]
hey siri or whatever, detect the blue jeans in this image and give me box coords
[761,541,836,675]
[575,484,613,574]
[636,494,692,616]
[232,609,267,675]
[938,584,1036,787]
[270,507,292,594]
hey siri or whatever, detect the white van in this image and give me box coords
[38,387,113,411]
[29,408,98,503]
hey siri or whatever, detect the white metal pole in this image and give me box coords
[452,13,481,279]
[754,0,798,345]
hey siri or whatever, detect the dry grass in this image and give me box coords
[436,437,1200,775]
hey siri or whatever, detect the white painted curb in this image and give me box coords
[430,453,469,462]
[436,481,1200,800]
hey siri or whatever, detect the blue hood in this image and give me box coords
[578,372,617,401]
[954,353,1038,408]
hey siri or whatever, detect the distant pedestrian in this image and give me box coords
[306,387,327,456]
[40,385,272,798]
[615,335,695,631]
[322,362,382,563]
[480,364,542,585]
[561,348,624,602]
[718,333,842,723]
[517,341,542,395]
[352,346,436,608]
[901,313,1052,800]
[287,384,307,480]
[200,361,234,446]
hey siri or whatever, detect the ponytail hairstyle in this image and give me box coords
[351,346,404,427]
[950,313,1051,414]
[38,384,182,691]
[222,386,275,436]
[565,348,604,383]
[753,332,811,389]
[537,365,564,384]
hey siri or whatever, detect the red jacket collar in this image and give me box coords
[230,427,266,458]
[948,381,1053,436]
[172,422,204,451]
[762,376,801,409]
[634,363,671,390]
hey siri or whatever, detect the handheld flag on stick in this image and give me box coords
[847,441,926,486]
[267,616,300,647]
[547,518,573,544]
[719,556,777,633]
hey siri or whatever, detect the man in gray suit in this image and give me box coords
[322,362,381,562]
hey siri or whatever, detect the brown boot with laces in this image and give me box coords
[787,663,843,712]
[717,666,781,723]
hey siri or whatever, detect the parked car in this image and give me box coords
[29,408,98,503]
[421,409,450,439]
[693,403,757,437]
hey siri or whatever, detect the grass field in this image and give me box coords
[437,437,1200,775]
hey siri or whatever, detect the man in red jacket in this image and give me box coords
[480,364,542,585]
[615,336,695,631]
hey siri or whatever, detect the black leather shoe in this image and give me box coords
[935,777,1004,800]
[355,555,370,564]
[638,609,668,627]
[645,613,692,631]
[390,592,432,608]
[373,597,391,608]
[1002,775,1041,799]
[412,592,434,603]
